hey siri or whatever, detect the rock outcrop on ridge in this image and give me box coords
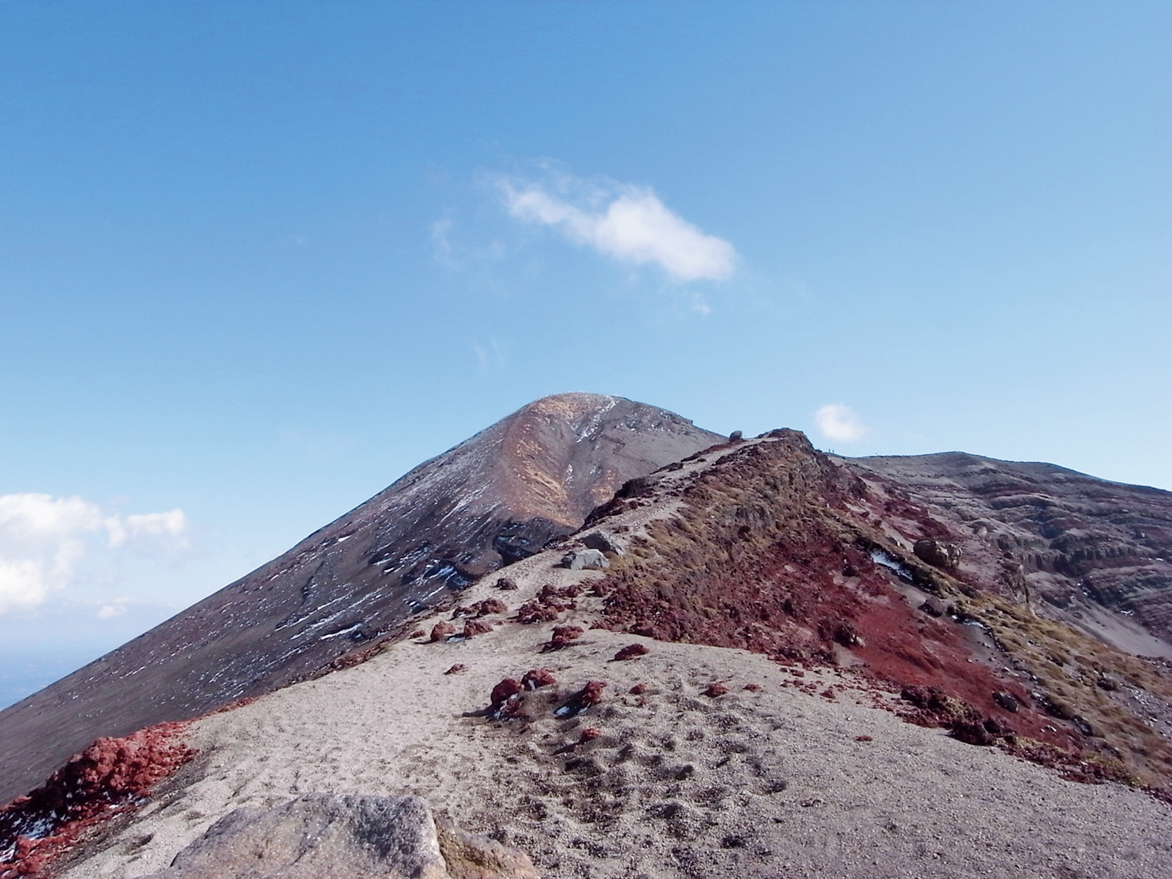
[0,394,723,805]
[137,794,539,879]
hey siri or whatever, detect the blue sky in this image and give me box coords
[1,2,1169,701]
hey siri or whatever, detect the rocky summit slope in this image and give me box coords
[2,398,1171,877]
[0,394,722,806]
[11,427,1170,879]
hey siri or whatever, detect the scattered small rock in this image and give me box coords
[582,531,626,557]
[560,549,610,571]
[993,690,1020,713]
[613,643,650,661]
[515,601,561,624]
[855,735,874,742]
[495,577,518,591]
[444,664,469,675]
[521,668,557,689]
[430,622,457,642]
[491,679,524,705]
[462,598,508,618]
[919,596,952,618]
[742,683,762,692]
[629,683,648,695]
[545,625,584,651]
[556,681,607,716]
[703,682,729,698]
[488,679,527,721]
[408,629,425,639]
[463,619,493,638]
[577,727,602,744]
[914,538,962,571]
[950,719,996,746]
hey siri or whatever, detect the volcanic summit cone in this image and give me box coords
[0,393,723,804]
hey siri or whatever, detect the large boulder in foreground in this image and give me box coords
[142,793,539,879]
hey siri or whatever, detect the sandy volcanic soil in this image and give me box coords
[57,588,1170,877]
[57,446,1171,879]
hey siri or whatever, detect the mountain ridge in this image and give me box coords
[15,424,1171,879]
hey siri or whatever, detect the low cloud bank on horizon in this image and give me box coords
[0,493,188,616]
[814,403,869,444]
[501,172,736,282]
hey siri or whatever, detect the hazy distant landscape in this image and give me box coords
[0,649,102,712]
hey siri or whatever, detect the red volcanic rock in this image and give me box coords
[494,577,518,591]
[558,681,607,716]
[613,644,650,661]
[900,685,950,714]
[408,629,426,639]
[473,598,508,617]
[515,601,561,624]
[462,619,493,638]
[950,718,996,747]
[457,598,509,619]
[444,664,469,675]
[517,583,584,625]
[487,679,527,721]
[0,722,194,877]
[522,668,557,690]
[703,682,729,698]
[742,683,762,692]
[490,679,524,705]
[545,626,584,651]
[578,727,603,744]
[430,622,456,642]
[856,735,874,742]
[629,683,648,695]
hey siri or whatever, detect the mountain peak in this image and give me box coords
[0,394,723,804]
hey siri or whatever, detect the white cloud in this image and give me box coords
[0,493,103,540]
[472,338,508,374]
[814,403,870,443]
[430,216,456,267]
[501,175,736,282]
[96,600,129,619]
[0,556,51,614]
[0,493,189,615]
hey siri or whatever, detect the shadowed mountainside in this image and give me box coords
[0,394,723,805]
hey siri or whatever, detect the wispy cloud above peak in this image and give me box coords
[501,172,736,282]
[814,403,870,444]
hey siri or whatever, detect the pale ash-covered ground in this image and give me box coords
[61,446,1172,879]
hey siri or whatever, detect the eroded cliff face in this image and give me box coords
[0,394,723,806]
[844,454,1172,656]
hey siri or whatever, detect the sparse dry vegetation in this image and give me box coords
[590,434,1172,796]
